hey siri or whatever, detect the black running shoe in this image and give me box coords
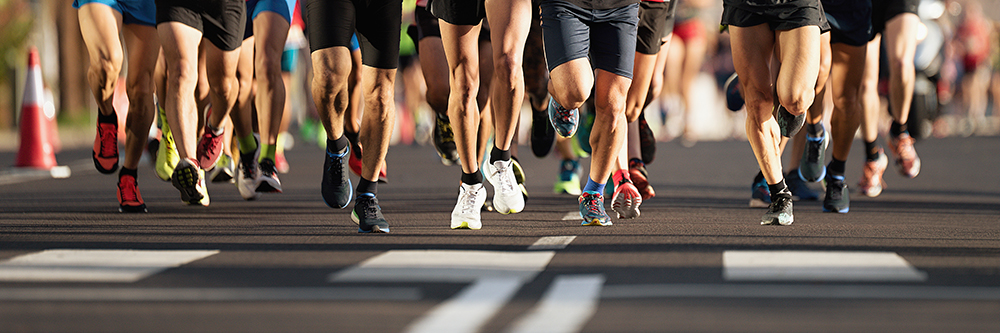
[822,172,850,213]
[638,112,656,164]
[433,113,460,165]
[322,145,353,209]
[256,157,282,193]
[724,73,744,112]
[761,188,793,225]
[352,193,390,233]
[530,104,556,158]
[773,105,805,137]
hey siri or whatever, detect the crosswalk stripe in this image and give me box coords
[405,278,523,333]
[723,250,927,281]
[0,249,219,283]
[528,236,577,250]
[561,212,581,220]
[506,275,605,333]
[0,287,420,302]
[601,284,1000,301]
[329,250,555,283]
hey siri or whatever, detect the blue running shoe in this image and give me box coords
[322,145,353,209]
[724,73,744,112]
[548,98,579,138]
[579,191,612,226]
[773,105,804,137]
[785,169,819,201]
[749,177,771,208]
[822,172,850,213]
[554,159,582,196]
[352,193,390,233]
[798,126,829,182]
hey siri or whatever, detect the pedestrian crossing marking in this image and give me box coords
[723,250,927,281]
[0,249,219,283]
[405,277,523,333]
[329,250,555,283]
[0,287,420,302]
[506,275,605,333]
[561,212,581,220]
[528,236,577,250]
[601,284,1000,301]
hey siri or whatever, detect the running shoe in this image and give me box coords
[209,153,235,183]
[93,114,119,174]
[638,112,656,164]
[822,172,850,213]
[761,188,793,225]
[773,105,804,137]
[483,159,525,214]
[275,150,289,174]
[576,106,594,155]
[785,169,819,201]
[548,98,579,138]
[171,158,209,206]
[749,177,771,208]
[322,145,353,209]
[196,126,225,170]
[724,73,744,112]
[155,108,179,182]
[352,193,390,233]
[347,142,389,183]
[433,113,460,165]
[451,183,487,230]
[628,159,655,200]
[117,174,147,213]
[531,102,556,158]
[579,191,612,226]
[611,178,641,219]
[858,148,888,197]
[799,126,829,182]
[554,159,582,196]
[889,133,921,178]
[256,157,283,193]
[236,148,261,201]
[511,157,528,202]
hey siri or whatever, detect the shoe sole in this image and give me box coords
[581,219,612,226]
[761,217,794,226]
[823,206,850,213]
[451,221,481,230]
[171,165,206,205]
[119,204,147,213]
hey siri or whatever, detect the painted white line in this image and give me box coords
[329,250,555,283]
[506,275,605,333]
[405,277,523,333]
[0,249,219,282]
[528,236,577,250]
[601,284,1000,301]
[723,251,927,281]
[561,212,581,221]
[0,287,420,302]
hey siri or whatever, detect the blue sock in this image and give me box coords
[583,178,605,194]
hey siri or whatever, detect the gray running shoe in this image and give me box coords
[761,188,793,225]
[352,193,390,233]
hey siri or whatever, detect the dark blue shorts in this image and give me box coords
[824,0,871,47]
[73,0,157,26]
[540,0,640,79]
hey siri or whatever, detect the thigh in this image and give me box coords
[78,2,124,65]
[485,0,532,57]
[728,24,775,104]
[123,24,161,82]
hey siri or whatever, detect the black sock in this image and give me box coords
[890,121,908,137]
[98,111,117,124]
[119,167,137,178]
[356,178,377,195]
[768,178,788,198]
[461,171,483,185]
[344,130,359,147]
[807,122,824,136]
[864,140,880,161]
[489,146,511,164]
[828,158,846,176]
[754,171,765,184]
[328,136,350,154]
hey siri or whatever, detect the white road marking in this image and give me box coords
[601,284,1000,301]
[405,278,523,333]
[506,275,605,333]
[723,250,927,281]
[0,287,420,302]
[329,250,555,283]
[528,236,577,250]
[561,212,581,221]
[0,249,219,282]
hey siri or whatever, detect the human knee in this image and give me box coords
[776,87,813,115]
[450,64,481,104]
[493,52,523,87]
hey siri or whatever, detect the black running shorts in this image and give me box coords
[540,0,640,79]
[720,0,830,32]
[636,0,676,55]
[871,0,918,38]
[303,0,402,69]
[825,0,871,46]
[414,5,441,40]
[156,0,247,51]
[427,0,485,26]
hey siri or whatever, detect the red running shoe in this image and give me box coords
[93,116,119,174]
[196,126,224,170]
[889,133,921,178]
[117,174,147,213]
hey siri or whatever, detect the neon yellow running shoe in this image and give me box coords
[155,107,179,181]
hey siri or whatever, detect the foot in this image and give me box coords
[483,159,525,214]
[773,105,805,137]
[117,174,147,213]
[209,153,235,183]
[579,191,612,226]
[749,177,771,208]
[798,126,829,182]
[761,188,793,225]
[611,179,641,219]
[451,183,486,230]
[628,159,655,200]
[638,112,656,164]
[858,149,888,197]
[256,157,283,193]
[155,108,179,181]
[196,126,225,170]
[530,104,556,157]
[433,113,460,165]
[322,145,353,209]
[93,114,119,174]
[822,172,850,213]
[171,158,209,206]
[889,133,921,178]
[236,148,261,201]
[352,193,390,233]
[785,169,819,201]
[554,159,583,196]
[275,150,289,174]
[548,98,579,138]
[724,73,744,112]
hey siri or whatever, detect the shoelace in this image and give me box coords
[326,149,348,176]
[582,193,603,216]
[460,186,480,213]
[805,135,822,163]
[769,192,792,213]
[554,106,575,122]
[360,197,381,219]
[119,177,140,202]
[494,163,517,193]
[199,132,221,158]
[98,124,117,157]
[895,136,917,160]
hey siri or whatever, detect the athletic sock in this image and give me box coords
[828,158,846,177]
[119,167,138,178]
[461,171,483,185]
[864,140,880,161]
[806,122,824,136]
[238,135,258,154]
[489,146,511,164]
[328,136,350,154]
[890,121,908,137]
[583,178,605,194]
[768,178,788,198]
[207,124,223,136]
[97,111,117,124]
[260,144,277,161]
[357,178,377,196]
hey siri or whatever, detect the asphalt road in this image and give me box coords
[0,135,997,333]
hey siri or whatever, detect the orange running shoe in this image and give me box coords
[117,173,147,213]
[858,148,889,197]
[889,133,921,178]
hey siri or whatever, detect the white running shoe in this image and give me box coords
[451,183,487,229]
[483,159,525,214]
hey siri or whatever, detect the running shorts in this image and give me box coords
[244,0,297,39]
[303,0,402,69]
[74,0,157,27]
[414,5,441,40]
[156,0,247,52]
[720,0,830,32]
[636,0,676,55]
[427,0,485,26]
[824,0,871,46]
[871,0,918,38]
[540,0,640,79]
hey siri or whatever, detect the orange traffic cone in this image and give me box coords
[14,47,69,178]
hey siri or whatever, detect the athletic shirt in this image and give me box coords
[561,0,640,10]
